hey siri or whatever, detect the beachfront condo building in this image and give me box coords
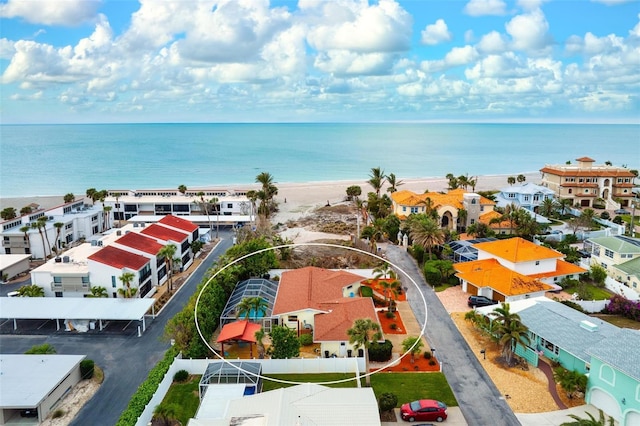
[540,156,637,209]
[1,200,105,260]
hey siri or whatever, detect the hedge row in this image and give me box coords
[115,346,179,426]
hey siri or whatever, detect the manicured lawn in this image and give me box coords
[590,314,640,330]
[563,283,613,300]
[263,372,457,408]
[161,375,201,425]
[262,373,358,391]
[369,372,457,407]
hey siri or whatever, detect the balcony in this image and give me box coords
[50,282,90,292]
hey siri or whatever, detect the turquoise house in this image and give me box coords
[586,328,640,425]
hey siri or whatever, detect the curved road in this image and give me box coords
[0,231,234,426]
[385,245,521,426]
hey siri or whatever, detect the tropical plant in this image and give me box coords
[19,225,31,251]
[401,336,425,363]
[255,171,278,218]
[557,198,573,216]
[347,318,382,386]
[517,174,526,183]
[196,191,213,239]
[32,220,48,258]
[178,184,187,195]
[409,215,445,260]
[117,271,137,298]
[445,173,459,190]
[255,327,266,359]
[25,343,56,354]
[466,222,495,238]
[86,188,98,205]
[346,185,362,201]
[64,193,75,203]
[20,205,32,215]
[589,264,607,287]
[560,409,615,426]
[1,207,17,220]
[386,173,403,193]
[158,244,177,293]
[540,198,558,218]
[553,366,588,399]
[507,176,516,185]
[236,296,268,322]
[267,325,300,359]
[378,393,398,413]
[87,286,108,298]
[373,263,396,280]
[53,222,64,254]
[17,284,45,297]
[368,167,386,198]
[489,303,530,366]
[152,403,179,426]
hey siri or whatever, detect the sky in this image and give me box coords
[1,0,639,124]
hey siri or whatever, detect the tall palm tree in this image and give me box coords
[466,222,494,238]
[31,221,48,259]
[235,297,254,320]
[86,188,97,205]
[87,286,108,298]
[246,190,259,226]
[158,244,177,293]
[255,327,266,359]
[103,206,112,230]
[196,191,213,240]
[37,216,52,257]
[457,208,468,231]
[386,173,403,193]
[248,297,268,321]
[540,198,557,218]
[409,215,445,260]
[53,222,64,254]
[19,225,31,254]
[507,176,516,186]
[457,174,471,190]
[490,303,530,366]
[178,184,187,195]
[17,284,45,297]
[255,172,278,218]
[517,174,527,184]
[401,336,424,363]
[368,167,386,198]
[114,192,122,228]
[347,318,382,387]
[373,263,396,280]
[63,193,75,203]
[211,196,220,239]
[118,271,137,298]
[557,198,573,216]
[560,410,615,426]
[445,173,459,190]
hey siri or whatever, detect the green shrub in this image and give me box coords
[52,409,65,419]
[360,286,373,297]
[390,323,397,330]
[25,343,56,354]
[428,359,437,366]
[80,359,95,379]
[378,392,398,412]
[173,369,189,382]
[423,351,432,360]
[410,245,425,264]
[368,339,393,362]
[560,300,585,313]
[423,266,441,287]
[385,311,395,319]
[116,346,179,426]
[299,333,313,346]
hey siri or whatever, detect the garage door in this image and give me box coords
[589,389,621,421]
[625,410,640,426]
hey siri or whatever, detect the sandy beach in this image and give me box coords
[0,172,539,229]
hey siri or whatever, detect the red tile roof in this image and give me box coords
[314,298,380,342]
[141,223,188,243]
[454,258,553,296]
[116,232,163,255]
[88,245,149,270]
[272,267,366,315]
[473,237,562,262]
[216,320,261,343]
[158,215,198,233]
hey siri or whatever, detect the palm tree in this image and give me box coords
[103,206,112,230]
[114,192,122,228]
[445,173,459,190]
[20,206,33,215]
[557,198,573,216]
[373,263,396,280]
[255,172,278,218]
[368,167,386,198]
[117,271,137,298]
[158,244,177,293]
[466,222,494,238]
[489,303,530,366]
[255,327,266,359]
[386,173,403,193]
[196,191,213,240]
[246,190,259,226]
[409,215,445,260]
[507,176,516,186]
[178,184,187,195]
[540,198,557,218]
[53,222,64,254]
[1,207,17,220]
[63,193,75,203]
[37,216,52,257]
[211,196,220,239]
[17,284,45,297]
[236,297,268,322]
[347,318,382,387]
[457,174,471,190]
[401,336,425,363]
[87,286,108,298]
[31,221,48,259]
[560,409,614,426]
[457,208,468,231]
[517,174,526,183]
[19,225,31,254]
[86,188,97,205]
[235,297,254,320]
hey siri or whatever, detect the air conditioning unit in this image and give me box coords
[97,241,103,246]
[116,231,122,236]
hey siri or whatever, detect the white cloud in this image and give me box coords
[505,9,552,53]
[0,0,101,26]
[463,0,507,16]
[517,0,549,11]
[421,19,452,45]
[421,45,479,72]
[476,31,508,54]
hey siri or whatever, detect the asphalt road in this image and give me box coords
[0,231,234,426]
[385,245,522,426]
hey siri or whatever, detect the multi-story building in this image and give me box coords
[1,199,105,259]
[540,156,637,209]
[494,182,555,213]
[583,235,640,295]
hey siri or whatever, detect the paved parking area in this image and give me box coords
[435,285,470,313]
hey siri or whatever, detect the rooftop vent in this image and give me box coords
[580,320,598,332]
[116,230,122,236]
[62,256,70,263]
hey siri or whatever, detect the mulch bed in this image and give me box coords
[377,311,407,334]
[372,353,441,373]
[363,279,407,302]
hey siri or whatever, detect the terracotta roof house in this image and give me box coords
[112,231,168,288]
[88,245,153,297]
[272,266,381,356]
[390,189,496,232]
[454,237,586,302]
[583,235,640,296]
[540,156,637,209]
[158,214,199,242]
[141,223,193,271]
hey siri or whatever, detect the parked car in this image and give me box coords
[400,399,448,422]
[614,208,630,215]
[468,295,497,308]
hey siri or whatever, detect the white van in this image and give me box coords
[7,291,19,297]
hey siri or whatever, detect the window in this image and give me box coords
[471,198,477,204]
[288,315,298,322]
[524,195,530,201]
[604,249,614,259]
[410,207,419,214]
[82,276,90,284]
[568,189,573,194]
[53,276,62,283]
[111,276,116,288]
[227,203,233,208]
[535,261,540,265]
[55,292,63,297]
[508,193,516,198]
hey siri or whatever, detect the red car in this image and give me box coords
[400,399,448,422]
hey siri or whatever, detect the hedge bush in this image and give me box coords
[80,359,95,379]
[378,393,398,412]
[173,369,189,382]
[360,286,373,297]
[298,333,313,346]
[604,294,640,321]
[116,346,179,426]
[368,339,393,362]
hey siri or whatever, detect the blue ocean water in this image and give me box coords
[1,123,638,198]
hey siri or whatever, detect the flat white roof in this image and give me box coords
[0,254,31,269]
[195,384,246,420]
[0,354,85,408]
[128,215,252,224]
[0,297,155,321]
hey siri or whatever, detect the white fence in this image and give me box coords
[136,356,365,426]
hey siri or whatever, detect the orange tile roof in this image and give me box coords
[313,298,380,342]
[473,237,562,262]
[454,258,553,296]
[116,232,163,255]
[540,167,635,178]
[158,215,198,233]
[88,245,149,270]
[391,188,495,209]
[529,259,587,279]
[479,211,509,229]
[141,223,188,243]
[576,156,595,162]
[272,267,365,315]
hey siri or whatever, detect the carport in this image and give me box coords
[0,298,156,335]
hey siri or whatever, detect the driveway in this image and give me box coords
[0,231,234,426]
[384,245,521,426]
